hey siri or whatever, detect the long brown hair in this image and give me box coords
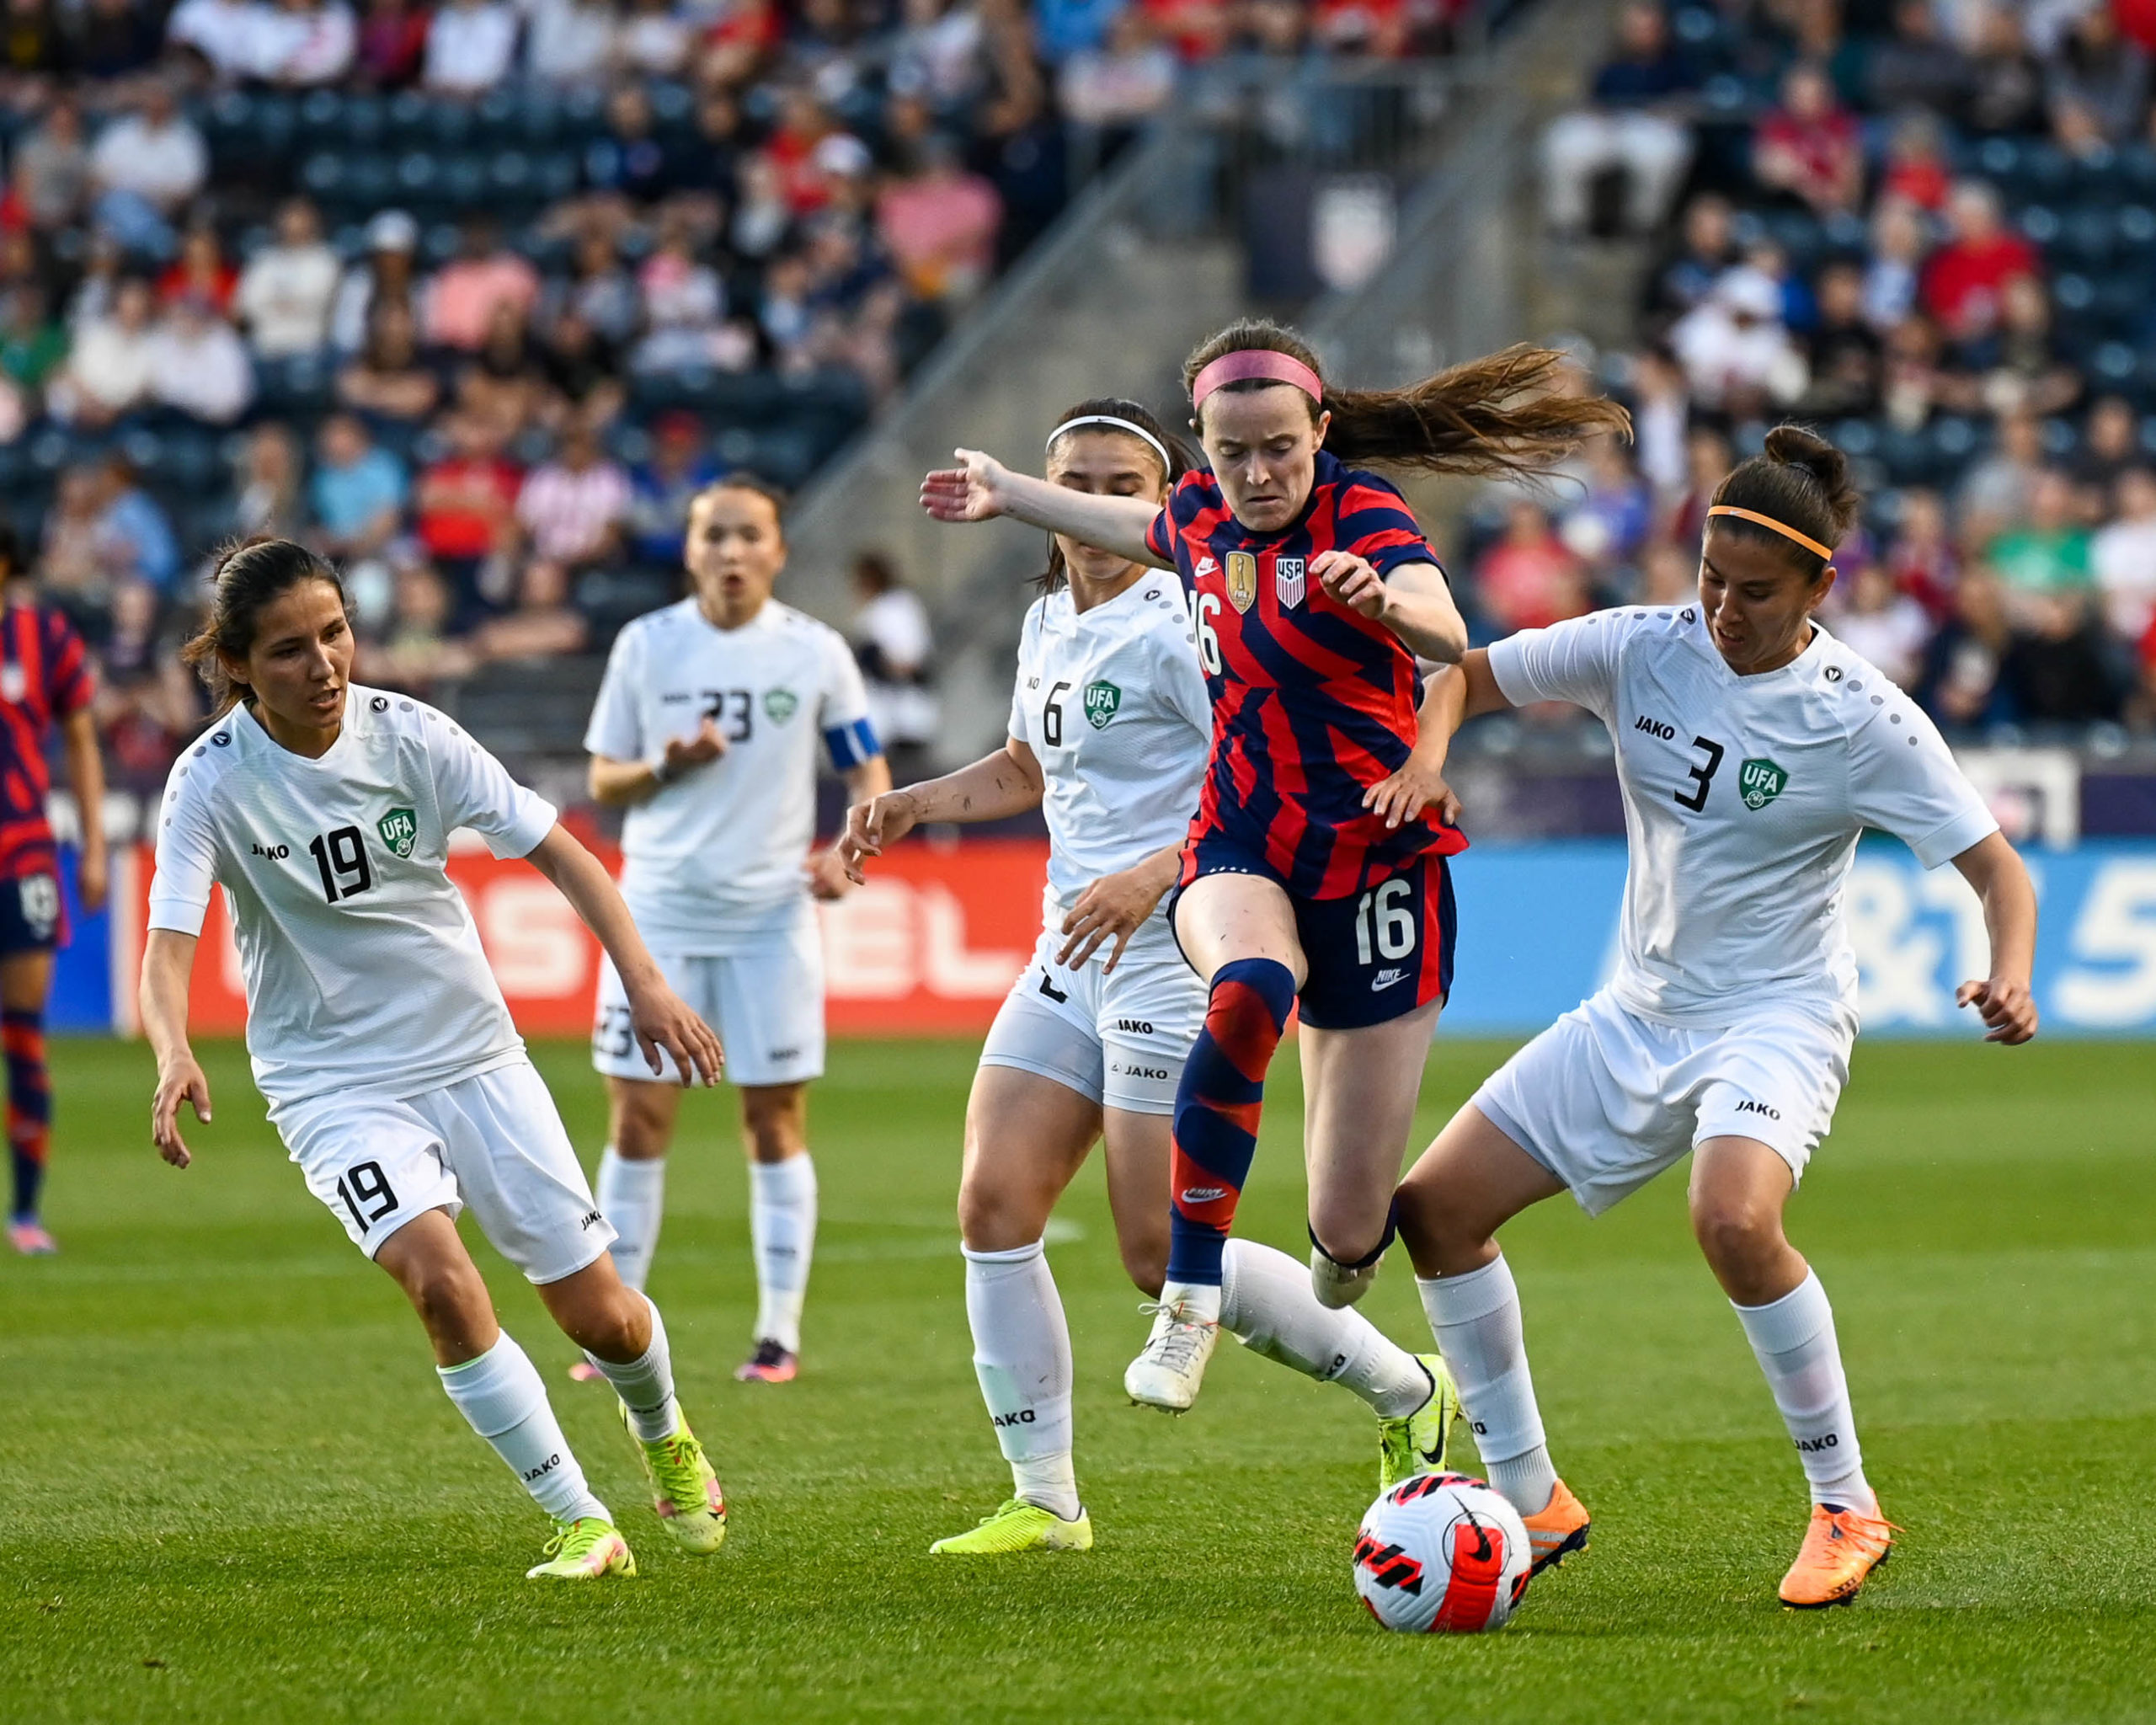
[1038,397,1193,594]
[1181,318,1630,479]
[179,537,348,718]
[1707,425,1862,579]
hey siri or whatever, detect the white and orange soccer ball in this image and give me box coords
[1352,1472,1533,1633]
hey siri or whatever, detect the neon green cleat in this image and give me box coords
[1377,1354,1460,1492]
[929,1498,1094,1556]
[621,1404,728,1555]
[526,1517,636,1580]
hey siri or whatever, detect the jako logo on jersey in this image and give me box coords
[768,1046,801,1062]
[1734,1098,1782,1120]
[1634,715,1677,740]
[579,1210,603,1230]
[1113,1062,1171,1081]
[763,686,799,724]
[1116,1018,1154,1034]
[1370,967,1407,991]
[377,807,418,858]
[1277,556,1306,608]
[249,841,290,860]
[1225,552,1258,614]
[1180,1185,1228,1204]
[1738,758,1788,809]
[1083,681,1121,729]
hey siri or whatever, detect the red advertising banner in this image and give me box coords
[128,837,1049,1040]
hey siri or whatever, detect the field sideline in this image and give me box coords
[3,1035,2152,1723]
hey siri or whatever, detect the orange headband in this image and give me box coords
[1706,505,1833,563]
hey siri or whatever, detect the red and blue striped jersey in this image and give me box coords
[1145,451,1468,900]
[0,602,92,883]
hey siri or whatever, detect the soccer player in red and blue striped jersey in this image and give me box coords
[922,320,1628,1408]
[0,526,108,1254]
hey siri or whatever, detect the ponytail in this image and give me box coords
[179,537,348,717]
[1181,318,1630,480]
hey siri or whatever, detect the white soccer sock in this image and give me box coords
[580,1292,681,1443]
[595,1150,665,1293]
[963,1240,1080,1519]
[1732,1270,1872,1509]
[750,1153,818,1353]
[1417,1256,1559,1517]
[437,1333,609,1525]
[1158,1278,1222,1326]
[1221,1238,1432,1418]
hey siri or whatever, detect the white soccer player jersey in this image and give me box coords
[1007,577,1213,910]
[147,686,558,1109]
[584,597,876,950]
[1487,606,1998,1025]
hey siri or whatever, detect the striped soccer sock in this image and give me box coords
[4,1007,50,1223]
[1164,958,1296,1288]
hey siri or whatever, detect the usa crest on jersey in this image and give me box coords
[1276,556,1306,609]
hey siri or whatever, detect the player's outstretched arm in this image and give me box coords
[1363,652,1507,830]
[141,929,211,1168]
[524,824,724,1084]
[837,738,1047,884]
[61,708,109,913]
[921,449,1168,569]
[1315,558,1469,664]
[1950,830,2040,1044]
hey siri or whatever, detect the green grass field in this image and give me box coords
[3,1035,2152,1723]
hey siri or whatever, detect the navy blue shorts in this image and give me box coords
[0,871,62,958]
[1172,836,1455,1030]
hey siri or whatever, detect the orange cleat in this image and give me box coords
[1519,1478,1592,1575]
[1779,1503,1897,1608]
[734,1339,798,1383]
[566,1360,605,1384]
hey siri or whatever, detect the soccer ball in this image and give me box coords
[1352,1472,1533,1633]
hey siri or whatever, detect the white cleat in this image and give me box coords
[1123,1299,1220,1413]
[1310,1247,1380,1310]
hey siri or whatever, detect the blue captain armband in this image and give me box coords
[823,717,881,769]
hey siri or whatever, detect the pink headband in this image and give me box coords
[1191,349,1325,409]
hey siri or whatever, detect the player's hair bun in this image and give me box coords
[1708,423,1860,572]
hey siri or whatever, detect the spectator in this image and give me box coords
[1628,344,1691,499]
[366,553,478,692]
[424,217,541,352]
[630,218,729,371]
[157,222,238,315]
[262,0,360,84]
[1861,195,1930,333]
[1665,424,1732,551]
[1962,3,2044,136]
[147,293,254,425]
[1972,273,2079,419]
[67,0,163,83]
[422,0,518,95]
[525,0,614,84]
[1561,435,1652,572]
[95,456,180,593]
[2094,467,2156,649]
[1642,193,1736,325]
[627,411,720,565]
[537,307,625,429]
[851,550,937,782]
[1879,311,1966,430]
[582,83,675,214]
[515,419,630,567]
[311,413,408,558]
[877,133,1002,303]
[0,284,67,408]
[1058,8,1177,136]
[88,83,207,252]
[2071,396,2142,511]
[337,298,441,424]
[1753,61,1863,218]
[236,198,341,359]
[1475,499,1589,633]
[2047,5,2149,155]
[12,94,90,232]
[1990,467,2093,605]
[47,275,157,427]
[473,554,590,660]
[460,301,548,441]
[615,0,690,77]
[1868,0,1972,119]
[355,0,430,86]
[167,0,268,80]
[1800,259,1883,417]
[551,230,641,348]
[1921,179,2038,343]
[329,207,420,355]
[1958,408,2047,544]
[414,415,520,599]
[1886,487,1961,620]
[1877,109,1953,213]
[234,423,307,540]
[1669,264,1808,413]
[40,465,125,617]
[1541,1,1696,237]
[1833,561,1933,688]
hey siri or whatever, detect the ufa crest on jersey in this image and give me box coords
[1225,552,1258,614]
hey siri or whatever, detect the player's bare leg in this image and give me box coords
[3,950,56,1255]
[1130,873,1305,1407]
[374,1211,630,1575]
[1690,1138,1892,1606]
[574,1078,682,1381]
[737,1081,814,1381]
[1298,999,1442,1306]
[1396,1105,1590,1573]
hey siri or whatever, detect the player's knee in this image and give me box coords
[1689,1193,1785,1274]
[1308,1194,1387,1272]
[567,1291,649,1362]
[401,1258,490,1343]
[610,1089,674,1158]
[1118,1228,1168,1298]
[740,1089,807,1163]
[1393,1172,1492,1274]
[955,1169,1048,1255]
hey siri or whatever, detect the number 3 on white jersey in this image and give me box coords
[1192,590,1223,676]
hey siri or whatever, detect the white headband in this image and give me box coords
[1046,414,1171,473]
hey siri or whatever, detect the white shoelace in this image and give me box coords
[1135,1301,1217,1373]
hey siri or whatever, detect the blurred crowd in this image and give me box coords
[1493,0,2156,737]
[8,0,1476,795]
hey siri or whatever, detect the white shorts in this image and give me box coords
[1471,987,1854,1217]
[273,1057,616,1284]
[592,913,825,1089]
[979,912,1204,1114]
